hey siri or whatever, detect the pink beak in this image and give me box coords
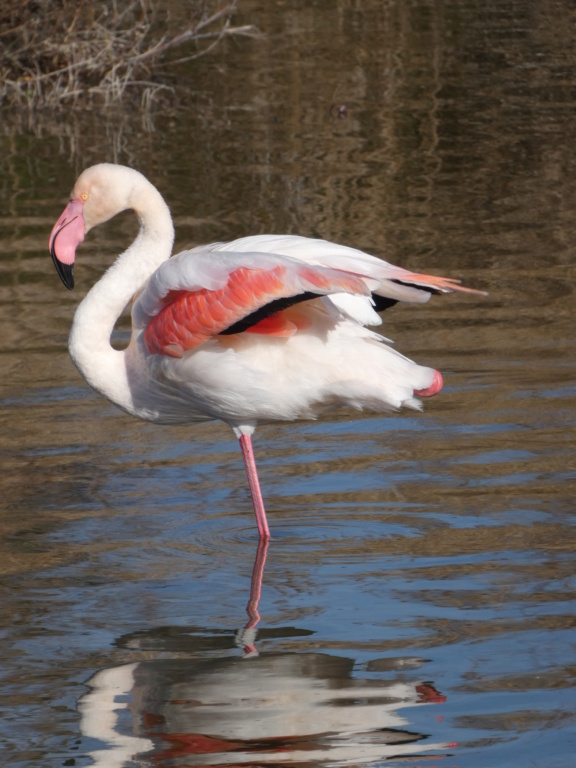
[49,199,86,290]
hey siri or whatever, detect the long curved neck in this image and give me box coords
[69,183,174,412]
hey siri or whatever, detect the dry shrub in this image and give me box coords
[0,0,253,110]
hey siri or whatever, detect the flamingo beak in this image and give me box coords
[49,199,86,290]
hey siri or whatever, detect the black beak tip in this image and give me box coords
[50,244,74,290]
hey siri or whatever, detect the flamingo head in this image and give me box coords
[49,163,144,290]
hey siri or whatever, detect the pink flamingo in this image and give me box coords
[49,164,482,540]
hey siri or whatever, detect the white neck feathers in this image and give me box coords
[69,172,174,414]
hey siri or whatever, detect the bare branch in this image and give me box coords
[0,0,255,111]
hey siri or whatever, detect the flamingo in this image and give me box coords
[49,163,483,540]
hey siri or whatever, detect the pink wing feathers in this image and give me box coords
[134,250,375,359]
[199,235,486,306]
[133,237,485,359]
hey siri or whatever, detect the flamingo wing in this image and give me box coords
[133,249,375,359]
[198,235,486,320]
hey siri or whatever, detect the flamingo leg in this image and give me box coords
[245,537,269,628]
[236,537,269,656]
[238,434,271,540]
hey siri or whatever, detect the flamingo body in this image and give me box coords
[49,164,482,539]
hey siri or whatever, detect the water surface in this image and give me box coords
[1,1,576,766]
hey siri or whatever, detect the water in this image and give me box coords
[1,1,576,765]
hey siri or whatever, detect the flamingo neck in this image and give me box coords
[69,184,174,413]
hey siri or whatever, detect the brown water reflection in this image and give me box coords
[1,1,576,766]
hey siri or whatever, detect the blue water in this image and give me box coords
[2,0,576,765]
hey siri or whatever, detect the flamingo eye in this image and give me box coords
[80,192,89,201]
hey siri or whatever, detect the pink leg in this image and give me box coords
[238,434,271,540]
[415,369,443,398]
[236,537,269,656]
[245,537,269,628]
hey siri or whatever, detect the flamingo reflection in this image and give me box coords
[78,540,454,767]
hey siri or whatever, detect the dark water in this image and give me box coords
[1,1,576,766]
